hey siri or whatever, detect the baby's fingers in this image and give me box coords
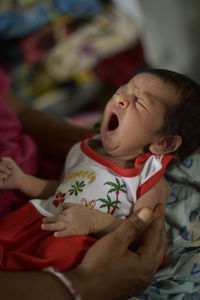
[0,163,12,177]
[42,216,58,224]
[0,172,9,181]
[0,178,6,189]
[41,221,66,232]
[54,230,72,237]
[41,214,68,231]
[1,157,15,164]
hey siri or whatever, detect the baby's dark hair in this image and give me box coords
[146,68,200,161]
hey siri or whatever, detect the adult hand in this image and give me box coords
[65,205,166,300]
[0,206,166,300]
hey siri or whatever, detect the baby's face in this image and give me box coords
[100,72,180,161]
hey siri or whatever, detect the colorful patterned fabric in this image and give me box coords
[0,0,102,38]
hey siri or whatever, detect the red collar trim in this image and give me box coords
[80,139,153,178]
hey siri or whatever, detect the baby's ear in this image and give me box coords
[149,135,182,155]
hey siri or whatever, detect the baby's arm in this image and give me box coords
[42,178,168,238]
[0,157,58,199]
[134,177,168,213]
[42,202,123,237]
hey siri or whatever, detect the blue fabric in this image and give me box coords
[53,0,102,17]
[0,3,50,38]
[131,149,200,299]
[0,0,102,38]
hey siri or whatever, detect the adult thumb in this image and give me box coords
[114,207,153,249]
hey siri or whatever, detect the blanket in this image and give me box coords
[132,151,200,299]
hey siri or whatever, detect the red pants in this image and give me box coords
[0,203,96,271]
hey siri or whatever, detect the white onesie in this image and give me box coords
[31,136,172,219]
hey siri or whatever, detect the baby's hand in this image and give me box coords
[0,157,25,190]
[41,203,95,237]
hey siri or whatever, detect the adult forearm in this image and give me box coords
[6,91,94,160]
[18,106,94,160]
[0,271,70,300]
[0,268,128,300]
[64,268,127,300]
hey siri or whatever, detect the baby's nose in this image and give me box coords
[116,96,129,108]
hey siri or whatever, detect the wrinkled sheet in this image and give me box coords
[131,150,200,300]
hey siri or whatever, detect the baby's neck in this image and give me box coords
[88,138,135,169]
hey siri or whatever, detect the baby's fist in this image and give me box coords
[0,157,25,190]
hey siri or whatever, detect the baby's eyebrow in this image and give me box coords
[144,91,171,113]
[144,91,161,102]
[128,82,160,102]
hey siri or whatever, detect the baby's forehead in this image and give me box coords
[128,72,167,86]
[127,72,181,107]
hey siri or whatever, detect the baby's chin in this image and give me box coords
[103,146,127,161]
[101,137,118,154]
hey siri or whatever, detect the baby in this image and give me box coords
[0,69,200,270]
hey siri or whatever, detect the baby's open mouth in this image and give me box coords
[107,113,119,131]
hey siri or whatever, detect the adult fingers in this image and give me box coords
[111,207,153,250]
[79,207,154,272]
[154,202,165,218]
[136,215,166,270]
